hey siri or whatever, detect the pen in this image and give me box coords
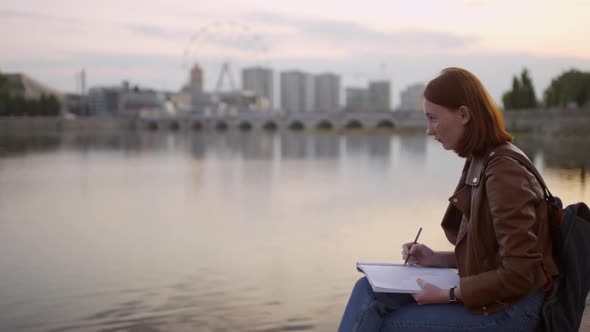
[404,227,422,266]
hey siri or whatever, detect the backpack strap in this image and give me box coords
[484,150,565,231]
[484,150,555,203]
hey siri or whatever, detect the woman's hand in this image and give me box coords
[411,278,448,305]
[402,243,437,266]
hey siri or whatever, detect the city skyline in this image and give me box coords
[1,0,590,107]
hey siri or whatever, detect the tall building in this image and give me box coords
[400,83,425,111]
[314,73,340,112]
[242,67,274,108]
[345,87,369,112]
[88,86,121,116]
[368,80,391,112]
[280,70,314,113]
[189,64,207,111]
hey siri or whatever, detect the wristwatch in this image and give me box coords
[449,286,457,304]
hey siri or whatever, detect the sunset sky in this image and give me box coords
[1,0,589,107]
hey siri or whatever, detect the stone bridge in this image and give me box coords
[139,111,428,131]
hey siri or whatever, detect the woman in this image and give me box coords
[338,67,559,332]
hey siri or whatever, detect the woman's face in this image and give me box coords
[423,99,469,151]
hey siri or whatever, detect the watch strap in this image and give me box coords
[449,286,457,303]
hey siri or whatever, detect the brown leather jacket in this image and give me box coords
[441,143,559,315]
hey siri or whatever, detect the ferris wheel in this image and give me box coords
[182,21,270,92]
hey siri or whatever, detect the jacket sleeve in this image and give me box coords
[460,156,545,308]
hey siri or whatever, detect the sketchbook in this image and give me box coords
[356,262,460,293]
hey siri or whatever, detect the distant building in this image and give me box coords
[314,73,340,112]
[242,67,273,109]
[400,83,425,111]
[87,82,170,117]
[169,92,192,113]
[368,81,391,112]
[345,87,369,112]
[280,70,314,113]
[64,93,85,116]
[119,90,167,117]
[88,86,122,116]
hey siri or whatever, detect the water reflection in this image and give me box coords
[398,134,426,162]
[0,133,61,156]
[311,134,340,159]
[280,132,307,160]
[1,131,586,172]
[516,135,590,169]
[514,134,589,190]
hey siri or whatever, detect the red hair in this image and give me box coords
[424,67,513,157]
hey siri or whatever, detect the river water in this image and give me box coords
[0,130,588,332]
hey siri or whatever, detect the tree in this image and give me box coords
[0,72,62,117]
[543,69,590,108]
[11,96,26,116]
[45,95,60,116]
[519,69,538,108]
[502,68,538,110]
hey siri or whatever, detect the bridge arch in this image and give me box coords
[345,120,363,129]
[192,121,203,130]
[376,120,395,129]
[147,121,158,131]
[263,121,278,131]
[288,121,305,131]
[238,122,253,131]
[215,121,228,131]
[169,122,180,131]
[316,120,334,130]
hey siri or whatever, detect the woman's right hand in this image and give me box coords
[401,242,437,266]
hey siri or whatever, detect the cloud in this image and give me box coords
[0,9,85,25]
[0,9,187,43]
[124,23,189,41]
[244,11,479,52]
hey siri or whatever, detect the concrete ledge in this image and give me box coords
[0,117,136,133]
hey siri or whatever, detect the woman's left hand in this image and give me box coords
[411,278,448,305]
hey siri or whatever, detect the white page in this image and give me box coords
[357,262,460,293]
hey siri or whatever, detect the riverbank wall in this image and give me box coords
[0,117,136,133]
[503,108,590,135]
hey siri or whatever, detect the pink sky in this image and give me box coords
[1,0,589,106]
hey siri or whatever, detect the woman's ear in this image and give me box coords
[458,106,471,125]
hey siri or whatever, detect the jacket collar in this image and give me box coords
[465,156,484,187]
[465,142,523,187]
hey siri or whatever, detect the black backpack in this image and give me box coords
[486,150,590,331]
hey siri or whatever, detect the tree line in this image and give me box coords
[502,68,590,110]
[0,72,61,117]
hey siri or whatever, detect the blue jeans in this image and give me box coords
[338,277,544,332]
